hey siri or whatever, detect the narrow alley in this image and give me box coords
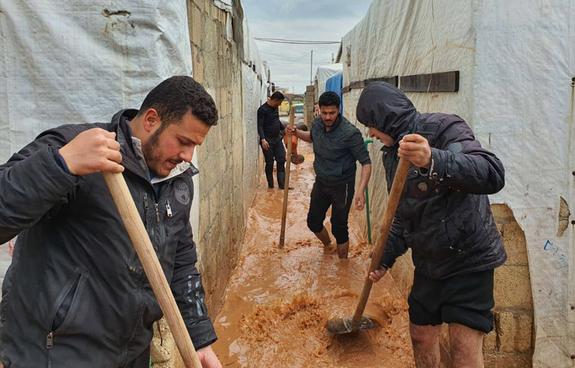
[213,142,414,367]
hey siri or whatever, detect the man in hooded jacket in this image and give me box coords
[0,76,222,368]
[356,82,506,367]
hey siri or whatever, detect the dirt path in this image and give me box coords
[213,142,415,367]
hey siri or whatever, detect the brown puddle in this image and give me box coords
[213,142,415,367]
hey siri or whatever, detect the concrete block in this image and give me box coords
[190,4,203,47]
[515,312,533,353]
[494,265,533,309]
[484,330,498,352]
[501,222,528,266]
[497,310,515,353]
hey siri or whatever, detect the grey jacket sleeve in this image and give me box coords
[348,130,371,166]
[380,216,409,269]
[428,120,505,194]
[171,220,217,350]
[0,131,79,244]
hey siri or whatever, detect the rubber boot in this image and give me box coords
[337,241,349,259]
[277,171,285,190]
[315,227,334,252]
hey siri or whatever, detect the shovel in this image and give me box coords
[326,157,410,335]
[103,172,202,368]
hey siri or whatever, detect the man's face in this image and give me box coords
[267,98,283,108]
[319,105,339,127]
[143,110,210,177]
[368,127,395,147]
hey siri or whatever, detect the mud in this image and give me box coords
[213,142,414,367]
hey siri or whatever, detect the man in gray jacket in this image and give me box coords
[290,92,372,259]
[0,76,222,368]
[357,82,506,368]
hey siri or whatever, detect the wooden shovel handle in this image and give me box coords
[279,106,295,248]
[103,172,202,368]
[351,157,411,325]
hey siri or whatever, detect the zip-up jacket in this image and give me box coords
[0,109,216,367]
[357,83,506,279]
[310,115,371,185]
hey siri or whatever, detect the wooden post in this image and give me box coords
[103,172,202,368]
[279,106,295,248]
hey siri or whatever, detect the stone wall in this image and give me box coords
[151,1,261,366]
[188,0,252,313]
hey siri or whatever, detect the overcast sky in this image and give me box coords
[242,0,373,94]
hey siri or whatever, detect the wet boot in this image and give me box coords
[315,227,334,252]
[277,171,285,190]
[337,241,349,259]
[265,168,274,189]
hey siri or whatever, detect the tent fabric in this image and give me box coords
[325,72,343,115]
[314,63,343,98]
[0,0,193,164]
[340,0,575,366]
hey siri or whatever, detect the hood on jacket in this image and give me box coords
[356,82,418,140]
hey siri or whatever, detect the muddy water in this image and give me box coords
[213,142,414,367]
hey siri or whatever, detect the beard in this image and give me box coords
[142,127,164,176]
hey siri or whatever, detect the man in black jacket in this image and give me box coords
[257,91,286,189]
[290,92,372,259]
[0,76,222,368]
[357,82,506,367]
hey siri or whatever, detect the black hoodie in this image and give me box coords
[356,82,506,279]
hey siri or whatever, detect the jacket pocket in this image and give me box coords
[49,271,87,334]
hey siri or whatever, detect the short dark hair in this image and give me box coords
[318,92,340,108]
[270,91,285,101]
[138,76,218,126]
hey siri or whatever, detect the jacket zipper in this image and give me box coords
[46,331,54,368]
[166,200,173,218]
[154,203,160,223]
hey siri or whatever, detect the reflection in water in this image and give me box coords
[213,142,414,367]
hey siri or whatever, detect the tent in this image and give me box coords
[339,1,575,366]
[314,63,343,99]
[325,72,343,115]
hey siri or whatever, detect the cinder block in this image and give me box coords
[492,353,531,368]
[491,204,514,223]
[190,5,203,47]
[494,266,533,309]
[515,312,533,353]
[501,222,528,266]
[497,310,515,353]
[484,330,498,352]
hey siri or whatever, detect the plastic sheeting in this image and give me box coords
[340,0,575,366]
[314,63,343,98]
[325,72,343,115]
[0,1,193,164]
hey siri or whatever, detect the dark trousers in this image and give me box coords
[261,137,286,188]
[307,180,355,244]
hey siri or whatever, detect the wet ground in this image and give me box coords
[213,142,414,367]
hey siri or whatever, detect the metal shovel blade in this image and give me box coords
[326,315,379,335]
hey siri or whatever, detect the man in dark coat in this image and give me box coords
[257,91,287,189]
[357,82,506,368]
[0,76,222,368]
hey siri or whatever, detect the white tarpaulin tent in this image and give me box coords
[314,63,343,98]
[340,0,575,366]
[0,1,194,164]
